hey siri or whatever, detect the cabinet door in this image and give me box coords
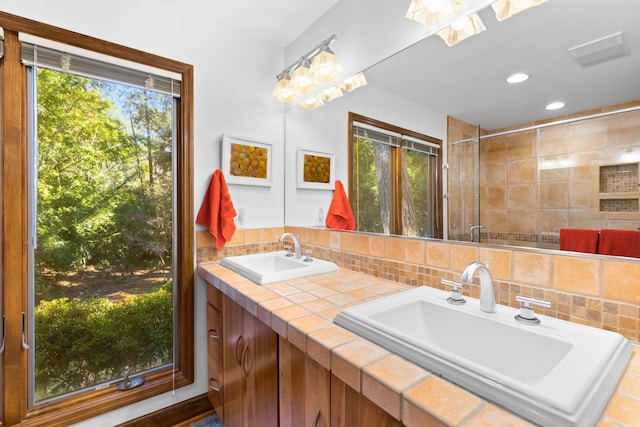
[280,337,330,427]
[222,295,246,427]
[206,302,224,415]
[331,374,403,427]
[222,295,278,427]
[243,310,278,427]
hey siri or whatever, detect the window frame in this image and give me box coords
[0,12,194,426]
[348,112,443,238]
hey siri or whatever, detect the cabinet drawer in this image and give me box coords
[207,302,224,413]
[207,284,223,312]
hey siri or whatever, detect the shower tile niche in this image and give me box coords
[599,163,639,213]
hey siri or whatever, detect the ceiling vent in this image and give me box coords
[568,31,629,67]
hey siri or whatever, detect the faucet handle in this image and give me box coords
[283,245,293,257]
[441,279,466,305]
[303,249,313,262]
[515,295,551,325]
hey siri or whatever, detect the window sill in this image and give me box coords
[21,368,193,427]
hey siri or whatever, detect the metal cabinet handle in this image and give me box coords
[0,315,5,354]
[22,312,29,350]
[235,335,245,365]
[209,379,221,392]
[312,408,321,427]
[208,328,220,339]
[241,343,250,377]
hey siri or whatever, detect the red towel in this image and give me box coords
[196,170,237,250]
[326,180,356,231]
[559,229,599,254]
[598,229,640,258]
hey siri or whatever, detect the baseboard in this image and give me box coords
[117,394,214,427]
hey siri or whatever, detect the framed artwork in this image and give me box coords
[221,135,272,186]
[296,148,335,189]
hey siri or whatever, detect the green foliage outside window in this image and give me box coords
[34,282,173,401]
[33,69,174,400]
[352,136,438,238]
[352,137,386,234]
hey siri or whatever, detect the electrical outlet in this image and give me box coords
[237,207,245,228]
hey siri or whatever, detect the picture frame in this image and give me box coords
[296,148,335,190]
[221,134,272,186]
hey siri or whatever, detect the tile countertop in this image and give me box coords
[197,264,640,427]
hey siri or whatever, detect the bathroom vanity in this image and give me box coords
[199,263,640,427]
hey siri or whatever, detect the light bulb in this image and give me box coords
[290,60,317,94]
[427,0,445,12]
[451,15,469,31]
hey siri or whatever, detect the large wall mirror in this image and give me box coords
[284,0,640,258]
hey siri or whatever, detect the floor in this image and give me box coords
[187,413,224,427]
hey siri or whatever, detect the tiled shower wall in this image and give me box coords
[448,100,640,249]
[197,226,640,343]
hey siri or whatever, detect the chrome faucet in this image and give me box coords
[461,261,496,313]
[469,225,485,242]
[279,232,302,259]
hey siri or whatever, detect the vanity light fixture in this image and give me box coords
[321,86,344,102]
[545,101,565,110]
[406,0,546,46]
[437,12,486,46]
[406,0,463,28]
[310,42,343,83]
[491,0,547,22]
[338,72,368,92]
[271,72,299,103]
[406,0,486,46]
[272,34,360,109]
[299,96,325,110]
[506,72,530,83]
[289,56,316,94]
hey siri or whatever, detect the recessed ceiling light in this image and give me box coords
[546,101,565,110]
[506,73,530,84]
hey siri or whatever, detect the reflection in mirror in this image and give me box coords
[349,113,443,238]
[447,104,640,259]
[285,0,640,258]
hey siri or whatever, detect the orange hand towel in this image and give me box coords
[326,180,356,231]
[598,229,640,258]
[559,228,600,254]
[196,170,237,250]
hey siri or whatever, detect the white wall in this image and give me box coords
[281,0,449,227]
[285,84,447,226]
[0,1,285,425]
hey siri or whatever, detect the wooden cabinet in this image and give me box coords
[206,282,402,427]
[331,375,403,427]
[206,286,225,417]
[279,337,331,427]
[206,286,278,427]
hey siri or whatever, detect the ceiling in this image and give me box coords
[364,0,640,130]
[198,0,639,130]
[203,0,339,47]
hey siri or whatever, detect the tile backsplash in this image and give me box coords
[198,226,640,343]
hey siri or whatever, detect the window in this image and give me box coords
[1,16,193,426]
[349,112,443,238]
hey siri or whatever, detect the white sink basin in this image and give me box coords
[334,286,633,427]
[220,251,339,285]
